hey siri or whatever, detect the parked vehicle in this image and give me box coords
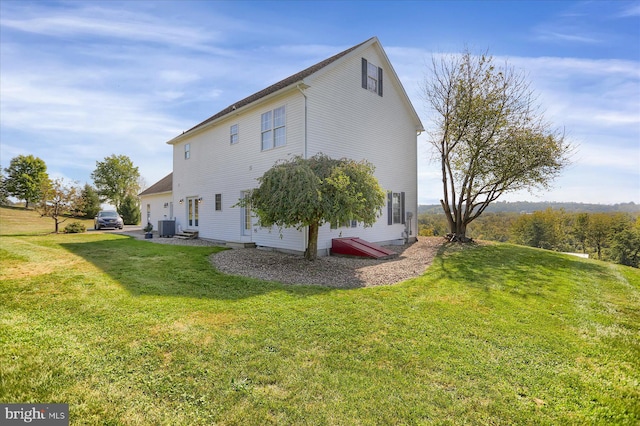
[94,211,124,230]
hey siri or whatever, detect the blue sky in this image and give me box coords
[1,0,638,204]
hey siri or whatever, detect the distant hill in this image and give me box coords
[419,201,640,214]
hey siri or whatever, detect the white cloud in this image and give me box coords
[0,5,219,51]
[619,3,640,17]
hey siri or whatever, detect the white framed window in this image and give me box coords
[387,191,405,225]
[330,219,358,230]
[241,191,252,236]
[184,143,190,159]
[261,106,286,150]
[230,124,239,144]
[392,193,401,224]
[215,193,222,211]
[367,62,378,93]
[361,58,383,97]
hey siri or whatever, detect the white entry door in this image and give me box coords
[187,197,199,229]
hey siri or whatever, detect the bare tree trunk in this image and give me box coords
[443,215,472,242]
[305,222,319,261]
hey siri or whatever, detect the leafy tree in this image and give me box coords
[572,213,590,254]
[610,226,640,268]
[77,184,101,218]
[241,154,386,261]
[418,213,448,237]
[587,213,612,260]
[606,214,639,267]
[423,50,571,242]
[37,178,80,233]
[119,193,141,225]
[4,155,49,209]
[467,212,519,242]
[91,154,140,211]
[511,209,561,250]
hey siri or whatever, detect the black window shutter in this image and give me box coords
[378,67,383,97]
[387,191,393,225]
[362,58,368,89]
[401,192,405,224]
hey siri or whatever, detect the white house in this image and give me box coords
[140,37,423,256]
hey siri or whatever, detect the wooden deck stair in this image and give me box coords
[174,230,199,240]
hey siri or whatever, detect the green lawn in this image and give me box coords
[1,208,639,424]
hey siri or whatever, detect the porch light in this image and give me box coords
[179,199,184,204]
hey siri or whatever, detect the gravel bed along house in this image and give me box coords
[119,230,444,288]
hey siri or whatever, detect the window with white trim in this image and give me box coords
[230,124,238,144]
[261,106,286,150]
[361,58,383,96]
[387,191,405,225]
[367,62,378,92]
[184,143,190,159]
[215,193,222,211]
[241,191,252,236]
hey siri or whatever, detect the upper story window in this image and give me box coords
[261,106,286,150]
[184,143,190,159]
[361,58,383,97]
[230,124,239,144]
[367,62,379,92]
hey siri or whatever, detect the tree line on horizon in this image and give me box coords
[1,154,142,232]
[419,201,640,215]
[419,209,640,268]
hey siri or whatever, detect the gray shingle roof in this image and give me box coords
[139,172,172,196]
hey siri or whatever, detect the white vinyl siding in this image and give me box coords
[139,192,173,231]
[311,46,417,248]
[171,92,305,252]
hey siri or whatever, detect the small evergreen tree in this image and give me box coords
[0,168,8,206]
[78,184,101,218]
[118,194,140,225]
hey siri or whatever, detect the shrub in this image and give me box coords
[119,194,141,225]
[64,221,86,234]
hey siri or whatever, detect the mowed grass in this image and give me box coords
[0,206,95,236]
[1,208,639,424]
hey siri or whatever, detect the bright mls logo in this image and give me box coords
[1,404,68,425]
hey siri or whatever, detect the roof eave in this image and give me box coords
[139,189,172,197]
